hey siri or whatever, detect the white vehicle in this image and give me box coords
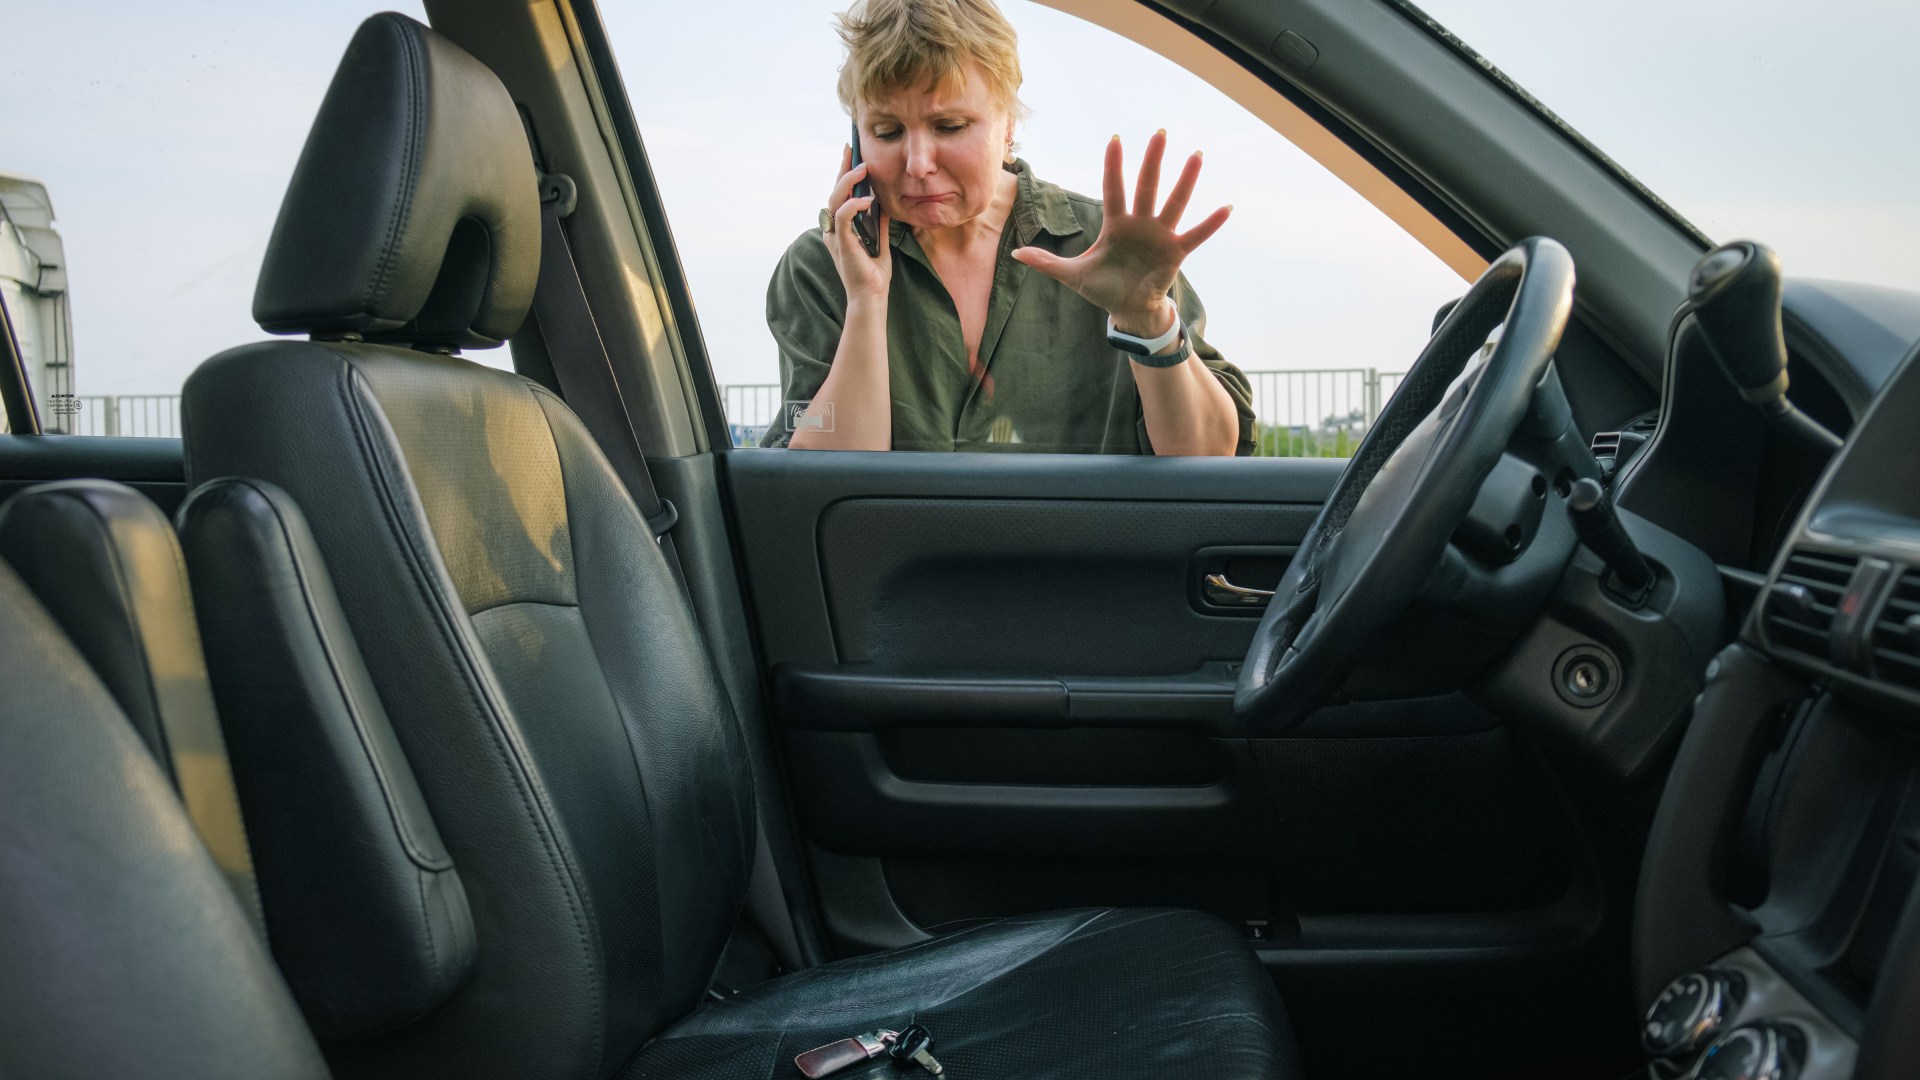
[0,173,74,433]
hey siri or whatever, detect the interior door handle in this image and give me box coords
[1203,572,1274,607]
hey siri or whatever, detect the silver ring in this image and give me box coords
[818,208,832,235]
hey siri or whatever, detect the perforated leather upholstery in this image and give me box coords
[0,556,329,1080]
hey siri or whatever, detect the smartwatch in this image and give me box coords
[1106,304,1191,368]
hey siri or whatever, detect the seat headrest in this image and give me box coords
[253,13,537,350]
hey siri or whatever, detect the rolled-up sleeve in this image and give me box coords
[759,230,848,448]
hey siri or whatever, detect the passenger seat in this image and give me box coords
[179,13,1302,1080]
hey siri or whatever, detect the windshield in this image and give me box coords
[1411,0,1920,294]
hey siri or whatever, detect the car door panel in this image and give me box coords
[0,436,187,515]
[814,498,1315,673]
[726,451,1587,954]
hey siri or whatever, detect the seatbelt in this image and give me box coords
[528,166,812,971]
[531,173,683,563]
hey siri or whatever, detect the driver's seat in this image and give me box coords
[181,14,1300,1080]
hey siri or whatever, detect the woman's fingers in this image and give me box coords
[828,160,870,211]
[1158,151,1203,228]
[1010,245,1076,285]
[1176,203,1234,254]
[1132,129,1166,217]
[1101,134,1127,216]
[834,194,875,234]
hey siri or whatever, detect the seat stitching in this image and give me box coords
[332,359,605,1062]
[417,865,438,979]
[148,485,266,928]
[466,596,580,619]
[241,478,447,871]
[527,380,671,1062]
[363,17,424,316]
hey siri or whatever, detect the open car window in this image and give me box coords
[606,0,1467,457]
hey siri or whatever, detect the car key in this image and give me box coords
[887,1023,945,1076]
[794,1030,899,1078]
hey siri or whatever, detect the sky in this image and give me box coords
[3,0,1917,400]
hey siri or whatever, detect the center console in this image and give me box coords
[1630,251,1920,1079]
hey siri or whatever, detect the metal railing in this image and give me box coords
[47,369,1407,455]
[723,368,1405,456]
[53,394,184,437]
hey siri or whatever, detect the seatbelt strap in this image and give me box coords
[527,164,815,970]
[532,174,683,554]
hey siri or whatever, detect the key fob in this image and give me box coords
[888,1024,933,1063]
[795,1032,892,1078]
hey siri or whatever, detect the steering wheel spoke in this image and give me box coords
[1233,237,1578,730]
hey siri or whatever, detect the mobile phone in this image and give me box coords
[848,120,881,258]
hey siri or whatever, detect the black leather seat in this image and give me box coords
[180,476,479,1041]
[0,516,328,1080]
[181,13,1301,1079]
[0,479,261,926]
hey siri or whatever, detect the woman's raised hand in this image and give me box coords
[823,143,892,300]
[1011,130,1231,336]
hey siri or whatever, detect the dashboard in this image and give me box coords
[1625,272,1920,1079]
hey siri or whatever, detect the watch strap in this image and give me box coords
[1106,301,1182,356]
[1128,336,1193,368]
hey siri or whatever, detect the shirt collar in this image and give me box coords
[1006,158,1084,245]
[888,158,1083,248]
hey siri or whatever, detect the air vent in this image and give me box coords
[1765,549,1860,659]
[1591,412,1658,478]
[1871,569,1920,692]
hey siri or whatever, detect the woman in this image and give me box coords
[762,0,1253,455]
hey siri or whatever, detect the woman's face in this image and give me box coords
[857,63,1012,232]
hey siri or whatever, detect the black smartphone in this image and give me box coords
[848,120,881,258]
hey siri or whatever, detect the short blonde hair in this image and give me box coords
[835,0,1028,119]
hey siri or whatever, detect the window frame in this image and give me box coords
[563,0,1503,457]
[0,295,41,435]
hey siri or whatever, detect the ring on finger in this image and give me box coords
[818,207,833,236]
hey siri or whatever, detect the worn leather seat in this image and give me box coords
[0,479,261,925]
[628,907,1291,1079]
[181,13,1301,1079]
[0,530,328,1080]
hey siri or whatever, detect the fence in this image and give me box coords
[51,395,184,437]
[724,368,1405,456]
[44,369,1408,455]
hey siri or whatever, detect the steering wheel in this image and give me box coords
[1234,236,1576,730]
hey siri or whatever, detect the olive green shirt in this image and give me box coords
[760,159,1256,454]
